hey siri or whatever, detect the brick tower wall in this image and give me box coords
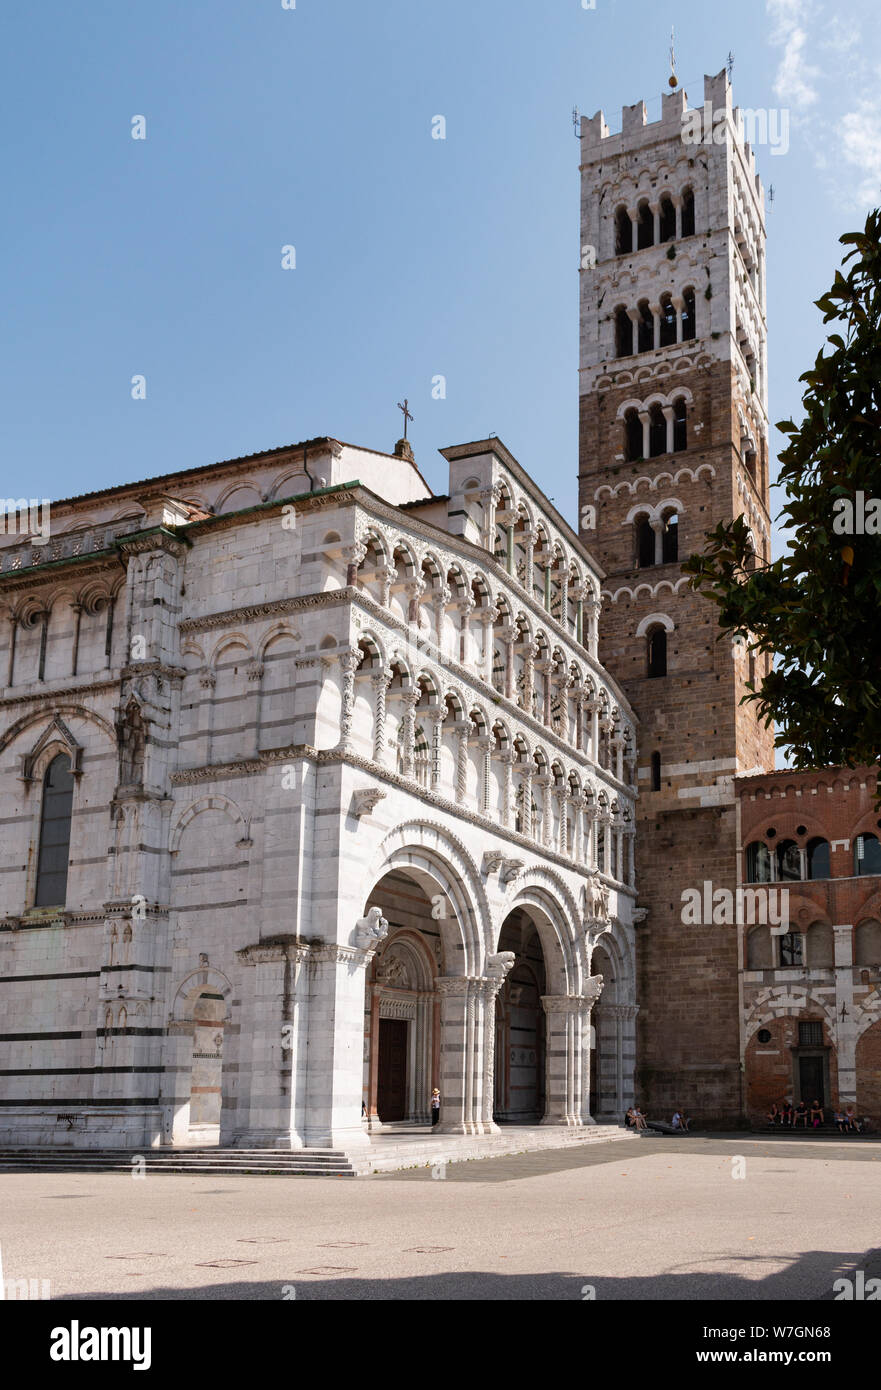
[577,71,775,1125]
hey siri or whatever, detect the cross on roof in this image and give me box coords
[397,398,414,440]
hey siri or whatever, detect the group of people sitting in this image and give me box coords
[625,1107,691,1132]
[766,1099,864,1132]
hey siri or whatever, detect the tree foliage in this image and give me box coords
[683,209,881,773]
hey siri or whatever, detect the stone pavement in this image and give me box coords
[2,1134,880,1300]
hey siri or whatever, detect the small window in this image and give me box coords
[648,404,667,458]
[624,409,643,461]
[647,627,667,678]
[35,754,75,908]
[779,933,804,967]
[615,307,632,358]
[798,1021,823,1047]
[637,301,654,354]
[650,751,661,791]
[659,295,677,348]
[757,1028,772,1044]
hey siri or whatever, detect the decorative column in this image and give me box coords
[650,301,661,351]
[337,646,363,753]
[559,674,573,742]
[523,527,537,595]
[611,734,624,783]
[559,791,570,856]
[558,564,569,629]
[406,575,426,625]
[625,825,636,887]
[587,700,599,763]
[538,659,553,726]
[481,606,499,686]
[345,540,368,587]
[672,293,685,343]
[573,795,586,865]
[500,750,515,828]
[476,735,493,815]
[371,668,393,765]
[662,403,675,455]
[434,584,452,652]
[502,623,518,700]
[480,484,502,552]
[427,706,444,790]
[541,978,603,1127]
[585,596,601,659]
[521,767,534,839]
[379,563,398,608]
[436,953,514,1135]
[399,689,419,780]
[454,718,471,801]
[523,641,537,716]
[626,305,640,356]
[536,773,553,848]
[458,592,476,666]
[574,686,585,751]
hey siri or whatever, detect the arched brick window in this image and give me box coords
[624,408,643,461]
[807,838,830,879]
[672,396,688,451]
[646,626,667,678]
[745,841,772,883]
[35,753,74,907]
[855,833,881,876]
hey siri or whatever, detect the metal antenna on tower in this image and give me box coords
[668,27,678,88]
[572,105,580,137]
[768,184,775,211]
[727,50,735,80]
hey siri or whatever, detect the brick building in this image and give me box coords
[738,767,881,1128]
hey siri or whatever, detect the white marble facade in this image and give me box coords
[0,434,638,1150]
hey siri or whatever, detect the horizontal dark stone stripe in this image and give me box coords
[0,1031,83,1042]
[0,970,100,983]
[0,1098,162,1107]
[0,1067,166,1077]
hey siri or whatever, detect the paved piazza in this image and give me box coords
[3,1137,879,1301]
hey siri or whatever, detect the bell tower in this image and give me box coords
[577,70,775,1124]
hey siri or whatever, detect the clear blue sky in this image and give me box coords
[2,0,877,529]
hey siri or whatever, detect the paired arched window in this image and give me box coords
[35,754,75,907]
[661,512,678,564]
[611,186,694,254]
[659,294,677,348]
[636,301,653,353]
[615,206,631,255]
[659,195,676,242]
[636,518,655,569]
[673,397,687,451]
[615,307,632,358]
[636,201,653,250]
[681,287,696,341]
[855,833,881,876]
[648,404,667,458]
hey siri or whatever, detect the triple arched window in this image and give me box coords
[612,186,695,255]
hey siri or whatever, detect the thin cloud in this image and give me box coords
[767,0,819,108]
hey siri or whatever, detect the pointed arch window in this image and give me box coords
[35,753,74,907]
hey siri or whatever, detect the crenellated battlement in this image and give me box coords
[581,69,763,207]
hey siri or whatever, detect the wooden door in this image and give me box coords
[377,1018,408,1122]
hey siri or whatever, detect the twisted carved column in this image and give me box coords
[371,668,393,764]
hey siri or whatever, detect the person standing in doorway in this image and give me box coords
[431,1088,440,1126]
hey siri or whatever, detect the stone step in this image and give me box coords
[0,1145,356,1177]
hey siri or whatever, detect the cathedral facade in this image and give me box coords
[0,435,638,1151]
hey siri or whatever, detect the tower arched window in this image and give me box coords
[648,404,667,458]
[615,307,632,358]
[636,517,655,569]
[35,753,75,908]
[659,195,676,242]
[615,206,631,255]
[681,287,696,341]
[659,295,677,348]
[624,409,643,462]
[647,626,667,678]
[672,396,688,451]
[637,201,653,250]
[661,512,678,563]
[776,839,802,881]
[807,838,830,880]
[855,833,881,876]
[650,751,662,791]
[637,301,654,354]
[681,186,695,237]
[745,841,772,883]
